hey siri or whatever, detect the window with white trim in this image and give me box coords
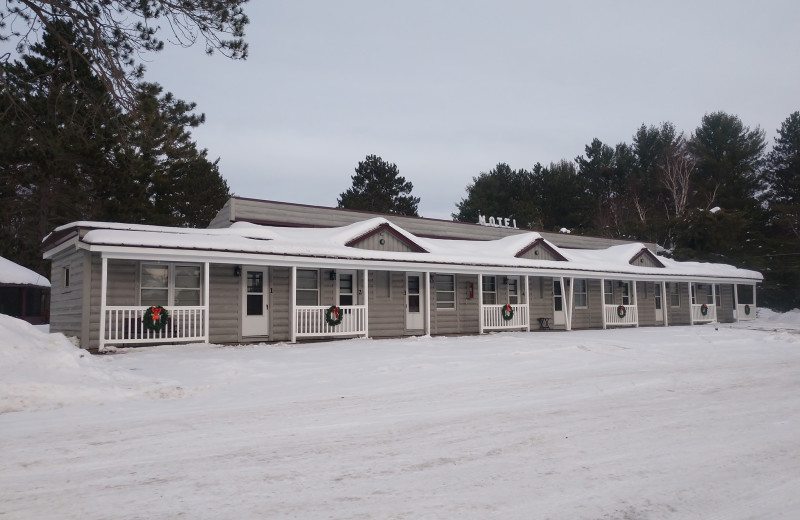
[141,264,169,306]
[435,274,456,310]
[715,284,721,307]
[140,263,201,306]
[603,280,614,305]
[705,285,714,305]
[296,269,319,306]
[507,277,519,305]
[574,279,588,308]
[482,276,497,305]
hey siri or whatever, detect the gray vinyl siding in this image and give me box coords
[528,276,554,329]
[209,263,240,343]
[207,199,233,228]
[49,248,86,342]
[106,260,137,305]
[88,254,102,349]
[637,282,657,327]
[269,266,291,341]
[666,282,691,325]
[571,279,603,330]
[518,245,560,261]
[368,271,406,337]
[430,274,479,335]
[351,233,416,253]
[718,284,735,323]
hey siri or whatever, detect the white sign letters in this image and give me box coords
[477,214,518,229]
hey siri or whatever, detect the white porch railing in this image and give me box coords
[482,304,529,330]
[736,303,755,321]
[103,306,207,345]
[691,304,717,323]
[295,305,367,338]
[604,304,638,327]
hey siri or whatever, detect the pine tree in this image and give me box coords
[338,155,420,216]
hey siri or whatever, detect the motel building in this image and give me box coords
[42,197,762,351]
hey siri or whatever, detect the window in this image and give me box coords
[175,265,201,306]
[246,271,264,316]
[63,266,70,288]
[507,277,519,305]
[621,282,630,306]
[141,263,202,307]
[670,283,680,307]
[141,264,169,306]
[715,284,721,307]
[338,272,354,306]
[296,269,319,306]
[553,280,563,311]
[705,285,714,305]
[435,274,455,309]
[574,279,588,308]
[603,280,614,305]
[654,284,662,310]
[482,276,497,305]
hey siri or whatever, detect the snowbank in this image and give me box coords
[0,315,182,413]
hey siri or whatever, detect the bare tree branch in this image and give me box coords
[1,0,249,114]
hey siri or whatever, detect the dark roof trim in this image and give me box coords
[344,222,428,253]
[630,248,665,268]
[515,238,568,262]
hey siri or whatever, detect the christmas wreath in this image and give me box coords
[325,305,343,327]
[501,303,514,321]
[617,305,626,318]
[143,305,169,332]
[744,304,751,316]
[700,303,708,316]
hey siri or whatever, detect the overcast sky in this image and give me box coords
[145,0,800,220]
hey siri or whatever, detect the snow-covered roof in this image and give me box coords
[46,220,762,283]
[0,257,51,287]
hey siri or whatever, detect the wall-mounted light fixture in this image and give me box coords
[234,266,242,277]
[502,276,509,285]
[329,271,337,281]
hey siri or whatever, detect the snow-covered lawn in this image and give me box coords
[1,311,799,519]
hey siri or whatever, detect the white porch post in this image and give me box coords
[733,283,739,322]
[632,279,638,327]
[662,281,669,327]
[711,282,717,322]
[290,266,297,343]
[98,255,108,351]
[363,269,369,338]
[524,274,530,332]
[752,284,757,311]
[689,282,695,326]
[601,278,607,329]
[203,262,210,342]
[425,272,431,336]
[564,276,573,331]
[478,274,484,334]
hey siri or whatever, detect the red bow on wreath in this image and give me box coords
[150,306,163,322]
[505,304,512,312]
[332,306,340,320]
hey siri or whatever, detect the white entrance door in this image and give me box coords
[654,283,664,322]
[553,280,565,326]
[242,267,269,337]
[406,272,424,330]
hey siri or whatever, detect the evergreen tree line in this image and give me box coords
[1,21,231,275]
[453,112,800,310]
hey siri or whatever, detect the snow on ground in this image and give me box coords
[1,313,799,519]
